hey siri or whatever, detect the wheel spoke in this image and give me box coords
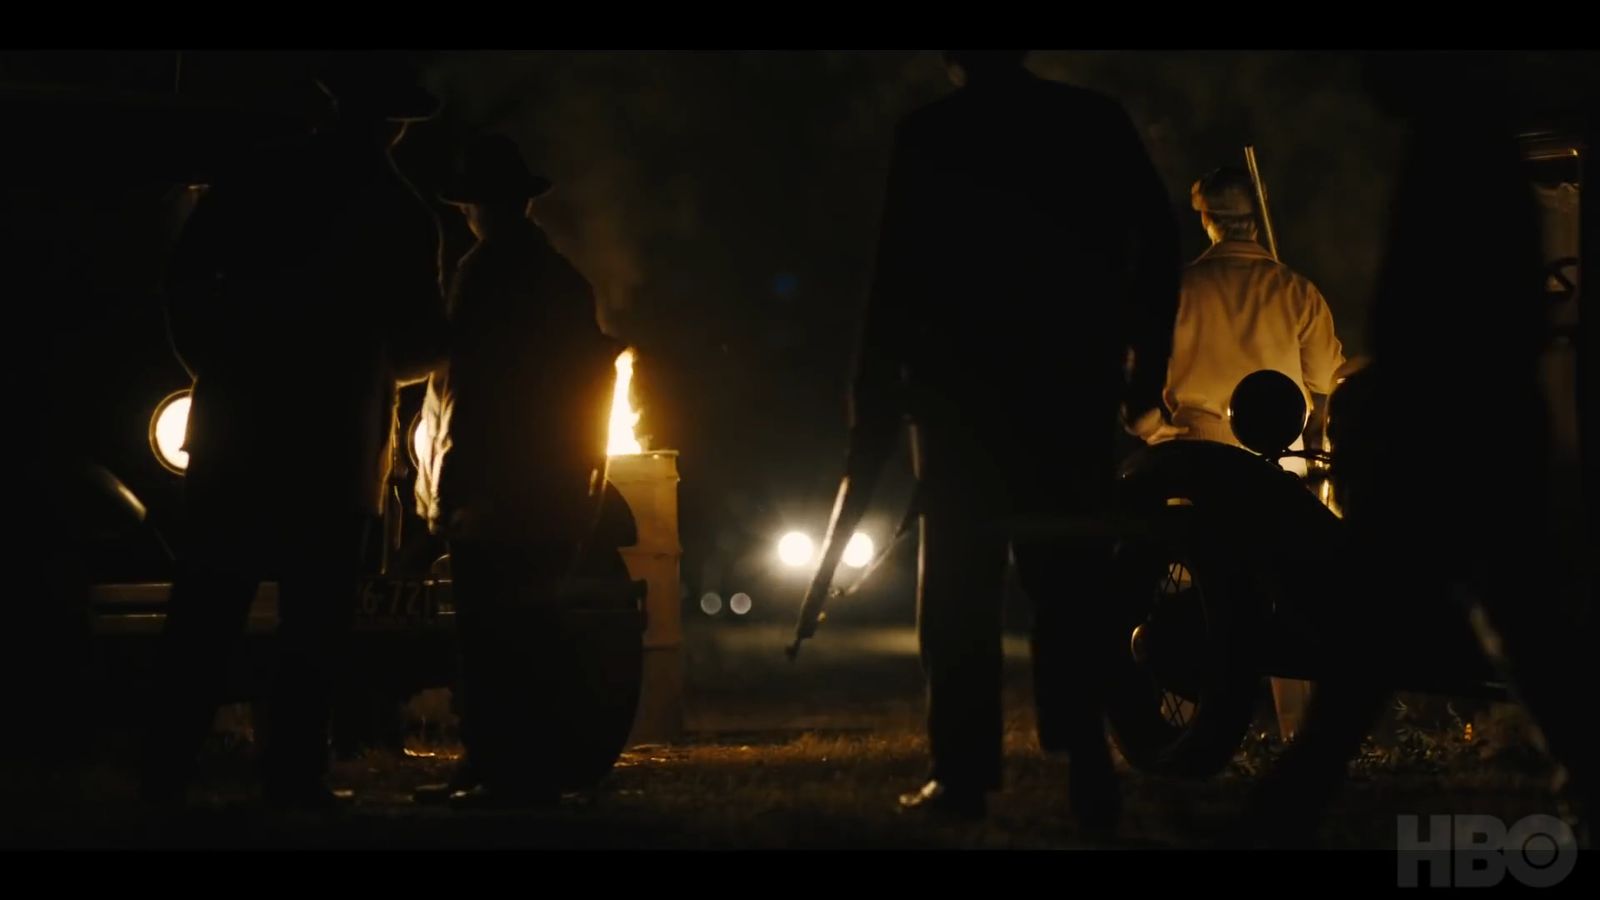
[1137,554,1205,735]
[1156,690,1196,729]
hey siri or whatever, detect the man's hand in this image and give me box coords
[1126,407,1188,445]
[796,574,831,637]
[1303,393,1330,451]
[787,565,834,659]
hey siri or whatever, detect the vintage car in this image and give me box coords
[13,66,646,784]
[81,325,647,786]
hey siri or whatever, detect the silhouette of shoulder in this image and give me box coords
[901,75,1129,131]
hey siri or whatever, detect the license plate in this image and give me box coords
[355,577,442,629]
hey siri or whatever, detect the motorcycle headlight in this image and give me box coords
[149,389,192,474]
[1227,369,1306,456]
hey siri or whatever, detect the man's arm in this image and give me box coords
[793,120,923,654]
[1298,284,1344,448]
[834,115,921,530]
[386,196,450,386]
[849,120,922,462]
[1298,284,1345,397]
[1109,104,1181,433]
[163,187,228,381]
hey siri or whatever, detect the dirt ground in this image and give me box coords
[0,624,1579,850]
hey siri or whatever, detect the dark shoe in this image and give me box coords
[897,780,987,820]
[413,783,453,804]
[136,787,191,826]
[447,783,560,811]
[1216,814,1319,850]
[414,764,482,805]
[263,784,354,813]
[414,781,472,805]
[138,777,188,813]
[1069,774,1122,837]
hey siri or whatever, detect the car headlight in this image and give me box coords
[777,531,814,568]
[150,389,192,474]
[842,533,874,569]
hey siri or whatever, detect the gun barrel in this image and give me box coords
[787,477,870,659]
[1244,145,1280,261]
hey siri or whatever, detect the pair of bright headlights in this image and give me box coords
[776,531,874,570]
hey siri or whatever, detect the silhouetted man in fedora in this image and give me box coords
[413,133,623,808]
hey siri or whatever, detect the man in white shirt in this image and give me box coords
[1147,166,1345,458]
[1141,166,1346,741]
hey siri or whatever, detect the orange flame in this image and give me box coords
[608,350,643,456]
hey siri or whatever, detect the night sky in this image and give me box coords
[415,51,1419,539]
[9,49,1593,563]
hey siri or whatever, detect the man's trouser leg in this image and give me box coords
[1272,436,1314,739]
[1015,538,1117,755]
[446,541,505,787]
[1015,537,1120,818]
[918,502,1008,792]
[260,520,364,796]
[141,563,258,800]
[1476,526,1597,820]
[1237,677,1390,846]
[1236,501,1403,845]
[1270,678,1314,742]
[450,541,566,795]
